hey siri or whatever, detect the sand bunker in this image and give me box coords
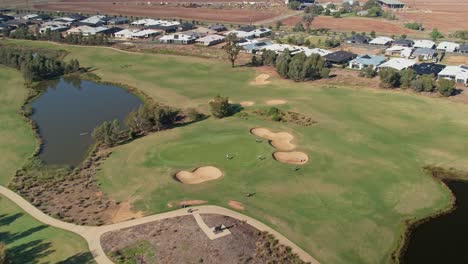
[175,166,223,184]
[228,200,244,210]
[250,128,295,151]
[266,99,287,105]
[251,74,271,85]
[273,152,309,165]
[240,101,255,107]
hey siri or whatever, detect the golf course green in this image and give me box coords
[1,39,468,263]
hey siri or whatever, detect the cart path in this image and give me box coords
[0,185,319,264]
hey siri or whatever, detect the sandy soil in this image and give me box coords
[228,200,244,210]
[109,201,144,223]
[175,166,223,184]
[265,99,287,105]
[442,55,468,66]
[239,101,255,107]
[251,74,271,85]
[273,151,309,165]
[180,200,208,206]
[250,128,295,151]
[33,2,281,23]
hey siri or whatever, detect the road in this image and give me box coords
[0,185,320,264]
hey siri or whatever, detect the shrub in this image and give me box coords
[404,22,424,30]
[379,68,400,88]
[209,95,232,118]
[438,78,455,97]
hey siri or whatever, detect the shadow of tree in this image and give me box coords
[5,240,54,264]
[0,213,23,226]
[0,225,49,244]
[56,252,95,264]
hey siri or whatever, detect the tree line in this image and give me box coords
[377,68,456,97]
[252,49,329,82]
[0,45,81,82]
[7,26,110,46]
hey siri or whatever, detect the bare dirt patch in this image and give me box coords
[273,151,309,165]
[239,101,255,107]
[175,166,223,184]
[442,55,468,66]
[250,127,295,151]
[228,200,244,210]
[109,201,144,223]
[266,99,287,105]
[179,200,208,206]
[251,74,271,85]
[101,214,307,264]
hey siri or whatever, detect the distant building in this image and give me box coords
[131,29,161,39]
[413,63,446,76]
[159,34,196,44]
[346,34,371,44]
[411,48,438,61]
[436,42,460,53]
[369,36,393,46]
[39,24,69,34]
[349,55,386,70]
[108,17,129,25]
[413,40,436,49]
[377,0,405,8]
[438,65,468,85]
[195,34,225,46]
[324,51,357,66]
[385,46,413,58]
[79,15,108,27]
[392,39,414,47]
[377,58,416,71]
[459,43,468,54]
[209,24,227,32]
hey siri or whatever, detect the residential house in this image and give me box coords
[108,17,129,25]
[413,63,446,76]
[438,65,468,85]
[324,51,357,66]
[459,43,468,54]
[413,39,435,49]
[263,44,302,55]
[30,14,52,23]
[195,34,225,46]
[0,14,14,22]
[21,14,39,20]
[4,20,28,28]
[252,28,272,38]
[179,22,195,31]
[436,41,460,53]
[147,21,180,33]
[79,15,107,27]
[224,30,256,39]
[183,31,205,39]
[377,58,416,71]
[131,29,161,39]
[345,34,371,45]
[39,24,69,34]
[392,39,414,47]
[159,34,196,44]
[0,23,14,34]
[411,48,438,61]
[66,25,108,36]
[209,24,227,32]
[301,48,332,57]
[385,46,413,58]
[376,0,405,8]
[349,55,386,70]
[369,36,393,46]
[239,25,256,32]
[115,29,139,39]
[242,41,273,54]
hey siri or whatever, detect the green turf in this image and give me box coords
[0,196,94,263]
[2,39,468,264]
[0,66,36,185]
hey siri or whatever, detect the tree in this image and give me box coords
[400,68,416,88]
[92,119,121,147]
[275,21,283,31]
[438,78,455,97]
[370,30,376,38]
[430,28,444,41]
[293,21,305,32]
[320,67,330,79]
[302,54,326,80]
[361,65,376,78]
[287,1,301,10]
[0,242,6,264]
[275,49,291,78]
[261,50,277,66]
[288,52,307,81]
[302,14,314,31]
[332,11,341,18]
[209,95,232,118]
[379,68,400,88]
[223,33,243,68]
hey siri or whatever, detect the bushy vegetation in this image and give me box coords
[92,120,122,147]
[255,231,307,264]
[451,30,468,40]
[0,45,80,82]
[360,65,377,78]
[209,95,233,118]
[8,26,110,46]
[404,22,424,31]
[430,28,444,41]
[125,103,180,134]
[438,78,456,97]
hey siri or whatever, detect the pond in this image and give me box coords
[30,77,143,166]
[401,180,468,264]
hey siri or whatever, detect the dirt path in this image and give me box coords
[0,185,319,264]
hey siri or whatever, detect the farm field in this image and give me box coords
[2,39,468,263]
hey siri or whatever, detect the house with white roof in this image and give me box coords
[302,48,332,57]
[252,28,272,38]
[436,42,460,53]
[385,46,413,58]
[131,29,161,39]
[438,65,468,85]
[22,14,39,20]
[195,34,225,46]
[224,30,256,39]
[159,34,196,44]
[115,29,140,39]
[66,25,108,36]
[79,15,107,27]
[377,58,416,71]
[369,36,393,46]
[413,40,435,49]
[349,55,386,70]
[39,24,69,34]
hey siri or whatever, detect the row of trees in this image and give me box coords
[0,46,80,82]
[378,68,456,96]
[7,26,110,46]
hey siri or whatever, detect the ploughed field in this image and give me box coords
[2,39,468,264]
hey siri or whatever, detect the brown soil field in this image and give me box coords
[442,54,468,66]
[101,214,306,264]
[33,2,281,23]
[282,16,412,34]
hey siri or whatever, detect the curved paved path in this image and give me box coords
[0,185,319,264]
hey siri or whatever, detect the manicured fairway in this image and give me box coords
[3,39,468,264]
[0,67,35,185]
